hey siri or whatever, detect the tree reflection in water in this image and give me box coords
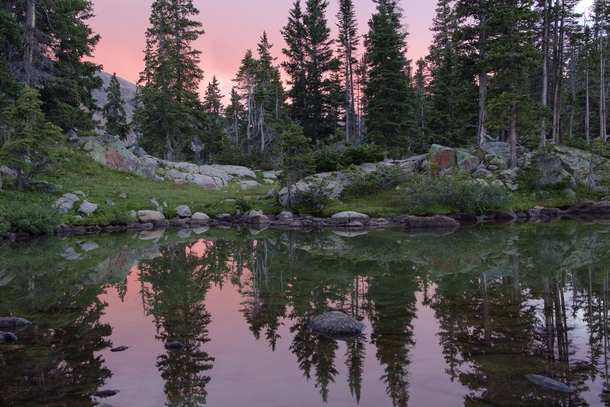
[139,241,217,407]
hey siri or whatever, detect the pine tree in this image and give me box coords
[363,0,416,156]
[486,0,539,168]
[282,1,308,129]
[0,85,62,189]
[37,0,103,131]
[282,0,339,142]
[102,73,130,139]
[426,0,475,147]
[202,75,224,163]
[138,0,205,160]
[336,0,359,142]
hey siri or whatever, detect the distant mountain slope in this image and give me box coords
[92,71,137,130]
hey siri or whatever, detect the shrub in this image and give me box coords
[0,202,62,235]
[294,178,334,211]
[401,175,513,215]
[312,143,386,173]
[344,165,408,197]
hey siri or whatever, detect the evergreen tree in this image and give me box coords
[0,6,21,108]
[426,0,475,148]
[280,123,314,209]
[282,0,339,142]
[202,75,224,163]
[102,73,129,139]
[0,85,62,189]
[485,0,539,168]
[336,0,360,142]
[282,1,308,130]
[137,0,205,160]
[363,0,416,156]
[36,0,103,131]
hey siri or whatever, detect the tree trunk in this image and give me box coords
[477,11,488,147]
[509,103,518,169]
[601,24,607,141]
[24,0,36,86]
[541,0,550,146]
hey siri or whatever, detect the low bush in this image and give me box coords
[312,143,386,173]
[0,202,62,235]
[401,174,514,215]
[294,178,334,211]
[344,165,409,197]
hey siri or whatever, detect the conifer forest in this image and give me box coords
[0,0,609,169]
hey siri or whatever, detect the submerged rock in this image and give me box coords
[525,374,574,393]
[110,346,130,352]
[308,311,366,340]
[0,331,18,343]
[164,341,185,350]
[93,389,120,398]
[0,317,31,329]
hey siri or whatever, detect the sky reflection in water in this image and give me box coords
[1,222,609,406]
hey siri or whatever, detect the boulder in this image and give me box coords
[278,172,348,208]
[137,210,166,226]
[246,210,270,225]
[79,201,98,215]
[211,165,256,179]
[331,211,370,225]
[185,174,221,190]
[0,331,18,343]
[75,134,161,179]
[53,193,80,213]
[430,144,455,170]
[498,169,519,181]
[240,180,261,190]
[537,155,575,188]
[191,212,211,225]
[472,168,493,179]
[455,149,480,172]
[165,169,188,180]
[175,205,192,218]
[0,317,31,328]
[308,311,366,340]
[0,166,17,179]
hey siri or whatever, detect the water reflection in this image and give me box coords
[3,223,610,405]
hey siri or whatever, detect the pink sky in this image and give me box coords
[89,0,593,102]
[88,0,438,101]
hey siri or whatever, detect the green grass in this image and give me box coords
[2,142,608,234]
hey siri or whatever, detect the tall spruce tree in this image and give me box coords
[138,0,205,160]
[336,0,359,142]
[426,0,475,147]
[282,0,338,142]
[202,75,224,163]
[363,0,416,156]
[102,73,129,139]
[486,0,539,168]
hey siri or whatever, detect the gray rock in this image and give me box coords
[240,180,261,189]
[150,198,159,206]
[246,210,270,225]
[75,134,160,179]
[53,193,80,213]
[525,374,574,393]
[137,210,166,226]
[456,149,480,172]
[472,168,493,179]
[0,317,32,328]
[0,166,17,179]
[106,200,115,206]
[64,130,78,142]
[490,180,505,189]
[211,164,256,179]
[186,174,222,190]
[80,242,99,252]
[165,169,188,180]
[498,169,519,181]
[276,211,294,221]
[164,341,185,349]
[79,201,98,215]
[309,311,366,340]
[331,211,370,225]
[191,212,211,225]
[177,229,192,238]
[0,331,18,343]
[128,210,137,219]
[175,205,192,218]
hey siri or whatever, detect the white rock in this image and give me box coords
[79,201,98,215]
[175,205,192,218]
[211,165,256,179]
[137,210,166,225]
[53,193,80,213]
[191,212,211,225]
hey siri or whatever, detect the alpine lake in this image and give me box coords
[2,218,610,407]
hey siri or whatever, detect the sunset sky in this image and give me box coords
[88,0,595,102]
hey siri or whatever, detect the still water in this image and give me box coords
[1,221,610,407]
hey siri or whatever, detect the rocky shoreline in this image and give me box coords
[2,200,610,242]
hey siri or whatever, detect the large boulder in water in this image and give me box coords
[308,311,365,340]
